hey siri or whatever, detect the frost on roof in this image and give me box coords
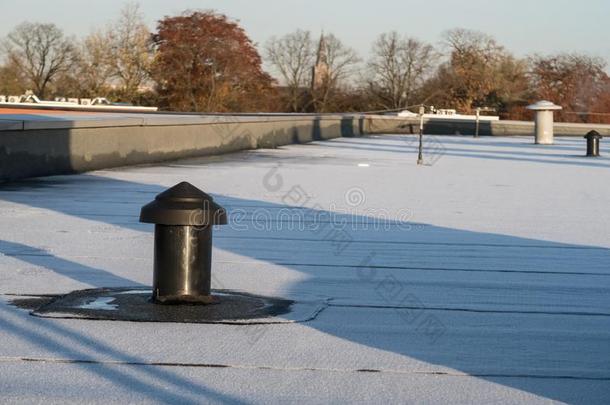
[0,135,609,404]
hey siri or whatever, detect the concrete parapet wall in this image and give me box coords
[365,116,610,137]
[1,112,610,182]
[0,115,365,182]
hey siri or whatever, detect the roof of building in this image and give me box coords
[0,135,609,403]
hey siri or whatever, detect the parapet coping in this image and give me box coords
[0,112,370,132]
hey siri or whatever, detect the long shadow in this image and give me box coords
[0,306,245,404]
[0,176,247,403]
[337,135,599,153]
[314,138,610,168]
[1,174,609,404]
[0,240,140,287]
[432,136,593,152]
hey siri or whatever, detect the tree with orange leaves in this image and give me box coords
[151,11,276,112]
[528,54,610,123]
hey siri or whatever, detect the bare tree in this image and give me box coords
[107,3,153,102]
[3,22,75,99]
[366,32,436,110]
[442,28,505,111]
[265,30,314,112]
[74,31,114,97]
[443,28,504,63]
[312,33,360,112]
[420,28,528,114]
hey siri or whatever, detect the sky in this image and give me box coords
[0,0,609,66]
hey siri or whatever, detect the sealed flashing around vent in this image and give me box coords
[24,287,328,324]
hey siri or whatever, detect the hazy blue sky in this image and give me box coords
[1,0,609,64]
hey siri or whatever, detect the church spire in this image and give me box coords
[315,32,328,65]
[312,32,330,91]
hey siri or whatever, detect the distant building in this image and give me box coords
[311,33,331,91]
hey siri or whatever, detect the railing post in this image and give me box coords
[474,107,480,138]
[417,105,425,165]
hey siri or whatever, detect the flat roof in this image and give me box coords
[0,135,609,403]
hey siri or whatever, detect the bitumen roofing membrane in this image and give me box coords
[14,287,325,324]
[0,133,609,404]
